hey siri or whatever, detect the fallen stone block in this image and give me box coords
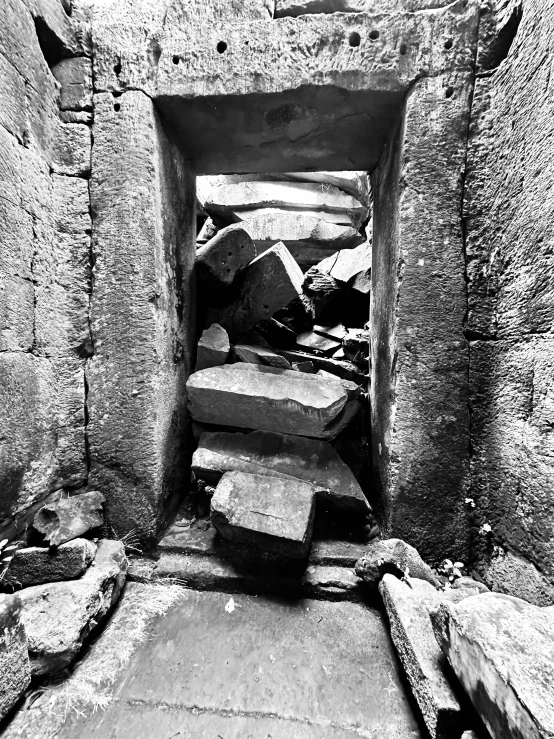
[196,323,230,371]
[302,266,342,319]
[277,349,365,384]
[380,575,467,739]
[232,344,292,369]
[293,360,317,373]
[237,206,357,227]
[296,330,341,356]
[196,216,218,244]
[192,429,370,512]
[241,211,364,267]
[314,323,348,341]
[451,576,489,593]
[3,538,97,588]
[317,241,372,294]
[209,242,303,340]
[256,316,298,348]
[196,223,256,285]
[211,471,316,559]
[280,171,371,206]
[431,593,554,739]
[203,181,368,226]
[19,539,128,676]
[187,363,360,440]
[33,491,106,546]
[355,539,441,589]
[0,594,31,720]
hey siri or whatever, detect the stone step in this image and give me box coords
[192,429,370,513]
[187,363,360,439]
[203,181,369,228]
[210,470,316,559]
[207,241,303,340]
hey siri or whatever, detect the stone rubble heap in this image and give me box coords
[355,539,554,739]
[190,171,373,559]
[0,492,128,719]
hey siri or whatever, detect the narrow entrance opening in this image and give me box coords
[183,170,378,563]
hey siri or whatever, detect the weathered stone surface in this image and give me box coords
[275,0,366,15]
[479,548,554,607]
[51,57,93,112]
[196,216,218,244]
[318,242,372,294]
[3,539,97,588]
[208,242,303,340]
[282,171,371,206]
[314,323,347,341]
[33,491,105,546]
[296,330,341,356]
[380,575,466,739]
[451,576,489,594]
[237,207,357,228]
[431,593,554,739]
[233,344,292,369]
[277,349,365,384]
[355,539,441,588]
[0,594,31,720]
[19,539,127,676]
[241,211,364,267]
[187,363,360,440]
[211,471,316,559]
[88,91,195,545]
[192,430,370,512]
[195,224,256,285]
[195,323,230,371]
[204,182,368,228]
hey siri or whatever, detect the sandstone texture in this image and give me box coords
[88,91,195,544]
[208,242,303,340]
[19,539,128,676]
[195,224,256,285]
[0,594,31,720]
[3,538,96,588]
[210,471,316,559]
[355,539,441,588]
[196,324,230,371]
[380,575,466,739]
[33,491,105,546]
[432,593,554,739]
[192,430,369,512]
[187,364,360,440]
[318,242,372,294]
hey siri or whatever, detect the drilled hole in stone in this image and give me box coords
[444,39,453,50]
[172,55,180,64]
[369,30,380,41]
[400,42,407,55]
[113,103,121,112]
[349,32,361,48]
[113,61,122,75]
[445,87,454,98]
[217,41,228,54]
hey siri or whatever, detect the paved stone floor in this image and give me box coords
[2,583,426,738]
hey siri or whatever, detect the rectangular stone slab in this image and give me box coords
[431,593,554,739]
[208,242,303,340]
[187,363,360,440]
[204,181,368,228]
[210,470,316,559]
[379,575,466,739]
[192,429,370,512]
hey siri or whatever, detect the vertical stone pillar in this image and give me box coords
[371,73,474,563]
[88,91,195,545]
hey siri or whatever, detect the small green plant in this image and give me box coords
[439,558,465,583]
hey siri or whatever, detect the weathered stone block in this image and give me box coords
[19,540,128,676]
[0,594,31,720]
[187,363,360,440]
[379,575,466,739]
[318,242,372,294]
[203,181,368,228]
[33,491,105,546]
[51,57,93,111]
[192,429,370,512]
[296,330,341,356]
[196,224,256,285]
[208,242,303,340]
[196,323,230,371]
[211,471,316,559]
[355,539,441,588]
[431,593,554,739]
[4,539,97,587]
[232,344,292,369]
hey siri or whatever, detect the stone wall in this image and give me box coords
[0,0,92,539]
[466,0,554,603]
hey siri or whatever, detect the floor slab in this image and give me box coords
[2,583,425,739]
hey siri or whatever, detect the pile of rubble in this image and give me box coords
[356,539,554,739]
[190,171,373,559]
[0,492,127,720]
